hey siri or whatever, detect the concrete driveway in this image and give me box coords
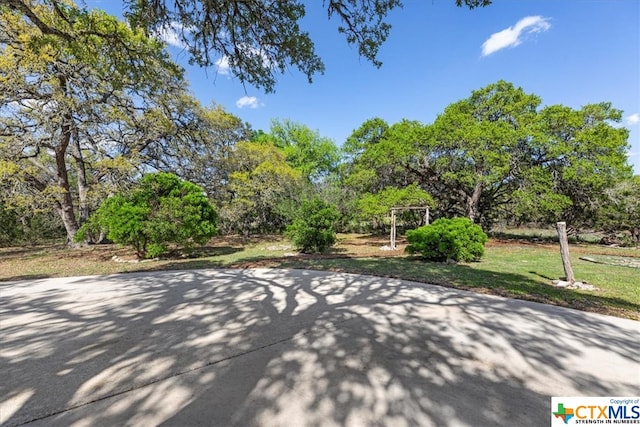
[1,269,638,426]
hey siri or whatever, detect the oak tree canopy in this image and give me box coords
[2,0,492,92]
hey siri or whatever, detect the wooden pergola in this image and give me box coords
[390,206,430,250]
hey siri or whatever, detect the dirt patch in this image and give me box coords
[487,239,640,258]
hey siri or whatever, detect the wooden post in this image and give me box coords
[390,209,396,250]
[556,222,575,284]
[388,206,429,250]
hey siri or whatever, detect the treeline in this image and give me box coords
[1,5,637,247]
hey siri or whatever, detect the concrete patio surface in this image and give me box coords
[1,268,638,426]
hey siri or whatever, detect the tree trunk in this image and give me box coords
[51,75,80,246]
[467,182,483,223]
[72,125,90,227]
[55,108,79,245]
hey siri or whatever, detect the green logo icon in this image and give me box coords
[553,403,575,424]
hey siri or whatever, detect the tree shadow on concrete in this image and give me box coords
[267,256,640,318]
[1,269,637,426]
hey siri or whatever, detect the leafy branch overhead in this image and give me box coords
[2,0,491,92]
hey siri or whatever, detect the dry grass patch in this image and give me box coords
[1,234,638,320]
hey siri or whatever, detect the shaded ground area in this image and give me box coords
[1,269,638,426]
[579,255,640,269]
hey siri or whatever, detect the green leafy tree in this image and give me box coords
[260,119,340,183]
[141,101,251,200]
[5,0,491,92]
[356,184,434,230]
[340,83,632,234]
[1,3,240,244]
[339,118,429,230]
[0,3,189,243]
[219,141,304,235]
[596,176,640,244]
[423,81,541,226]
[286,198,340,253]
[0,160,67,244]
[514,102,632,232]
[406,217,488,262]
[0,203,64,245]
[343,117,389,162]
[0,200,22,245]
[77,173,216,258]
[342,119,427,194]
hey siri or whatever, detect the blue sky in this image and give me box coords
[87,0,639,173]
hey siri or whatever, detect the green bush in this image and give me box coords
[285,198,340,253]
[0,202,65,246]
[76,173,217,258]
[405,217,488,262]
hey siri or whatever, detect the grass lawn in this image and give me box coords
[1,234,638,320]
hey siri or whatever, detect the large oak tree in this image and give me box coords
[341,81,632,231]
[0,3,245,243]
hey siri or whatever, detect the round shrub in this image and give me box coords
[405,217,488,262]
[285,198,340,253]
[76,172,217,258]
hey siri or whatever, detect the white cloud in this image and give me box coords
[155,22,187,49]
[482,16,551,57]
[236,96,261,109]
[212,43,274,78]
[626,113,640,126]
[215,56,231,76]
